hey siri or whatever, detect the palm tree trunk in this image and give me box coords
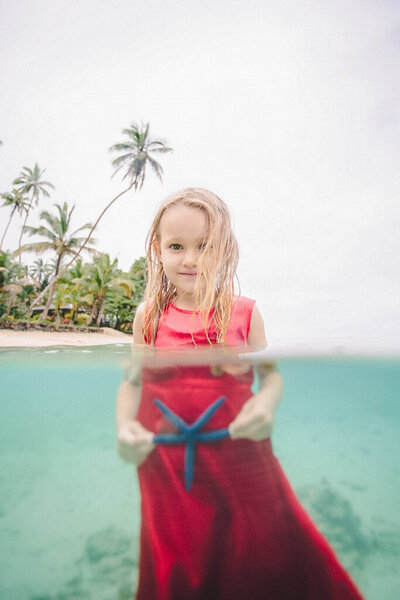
[40,254,62,320]
[17,194,34,263]
[89,297,99,324]
[27,181,136,314]
[0,210,15,251]
[72,304,78,323]
[96,297,106,327]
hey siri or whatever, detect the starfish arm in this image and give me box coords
[196,428,230,442]
[153,399,189,432]
[153,396,230,492]
[185,440,195,491]
[153,433,186,444]
[189,396,227,432]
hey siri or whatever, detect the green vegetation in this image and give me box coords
[0,249,147,332]
[0,121,172,331]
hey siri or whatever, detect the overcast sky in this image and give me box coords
[1,0,399,345]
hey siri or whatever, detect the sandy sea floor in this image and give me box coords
[0,347,399,599]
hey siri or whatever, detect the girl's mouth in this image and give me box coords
[179,272,197,277]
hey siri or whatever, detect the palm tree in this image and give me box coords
[105,256,148,330]
[0,250,26,288]
[13,164,54,260]
[29,258,54,288]
[1,283,23,318]
[110,121,172,187]
[129,255,148,305]
[71,121,172,263]
[15,202,97,320]
[0,190,30,251]
[83,253,135,327]
[0,251,31,318]
[57,259,92,323]
[51,283,73,323]
[28,121,172,314]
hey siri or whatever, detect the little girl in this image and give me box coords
[116,188,364,600]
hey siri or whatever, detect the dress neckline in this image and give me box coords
[169,302,215,315]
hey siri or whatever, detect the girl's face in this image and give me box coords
[157,205,208,305]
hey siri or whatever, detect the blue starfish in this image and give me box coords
[153,396,230,491]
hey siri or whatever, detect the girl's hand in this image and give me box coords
[117,420,155,466]
[228,392,275,441]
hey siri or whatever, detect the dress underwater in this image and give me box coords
[135,297,364,600]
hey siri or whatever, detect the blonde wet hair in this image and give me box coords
[143,187,239,344]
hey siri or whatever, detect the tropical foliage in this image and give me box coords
[14,201,97,319]
[29,258,54,288]
[28,121,172,313]
[0,120,170,329]
[0,249,147,330]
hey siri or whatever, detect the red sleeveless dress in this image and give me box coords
[135,297,364,600]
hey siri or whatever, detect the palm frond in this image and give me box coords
[66,236,97,248]
[147,145,173,154]
[110,153,135,169]
[13,241,53,255]
[109,143,135,153]
[23,224,56,241]
[39,210,59,229]
[147,156,164,181]
[69,223,94,237]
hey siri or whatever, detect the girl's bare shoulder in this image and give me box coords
[133,302,146,344]
[248,303,267,348]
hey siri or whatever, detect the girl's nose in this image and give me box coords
[182,249,197,268]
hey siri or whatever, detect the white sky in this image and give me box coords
[1,0,399,344]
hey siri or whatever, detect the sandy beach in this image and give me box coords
[0,328,132,348]
[1,328,398,355]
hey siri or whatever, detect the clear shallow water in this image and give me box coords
[0,347,399,600]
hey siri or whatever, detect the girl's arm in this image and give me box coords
[228,304,283,441]
[116,303,155,465]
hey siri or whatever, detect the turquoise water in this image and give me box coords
[0,347,399,599]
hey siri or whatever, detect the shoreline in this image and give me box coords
[0,329,398,357]
[0,328,132,348]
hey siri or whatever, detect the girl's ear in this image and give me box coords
[152,240,162,262]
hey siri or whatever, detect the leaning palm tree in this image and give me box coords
[71,121,172,262]
[13,164,54,260]
[29,121,172,313]
[0,189,30,251]
[15,202,97,320]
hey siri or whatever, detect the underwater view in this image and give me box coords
[0,346,399,600]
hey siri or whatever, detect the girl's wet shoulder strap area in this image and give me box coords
[231,296,256,342]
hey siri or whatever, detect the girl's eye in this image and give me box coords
[170,243,182,250]
[199,243,207,250]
